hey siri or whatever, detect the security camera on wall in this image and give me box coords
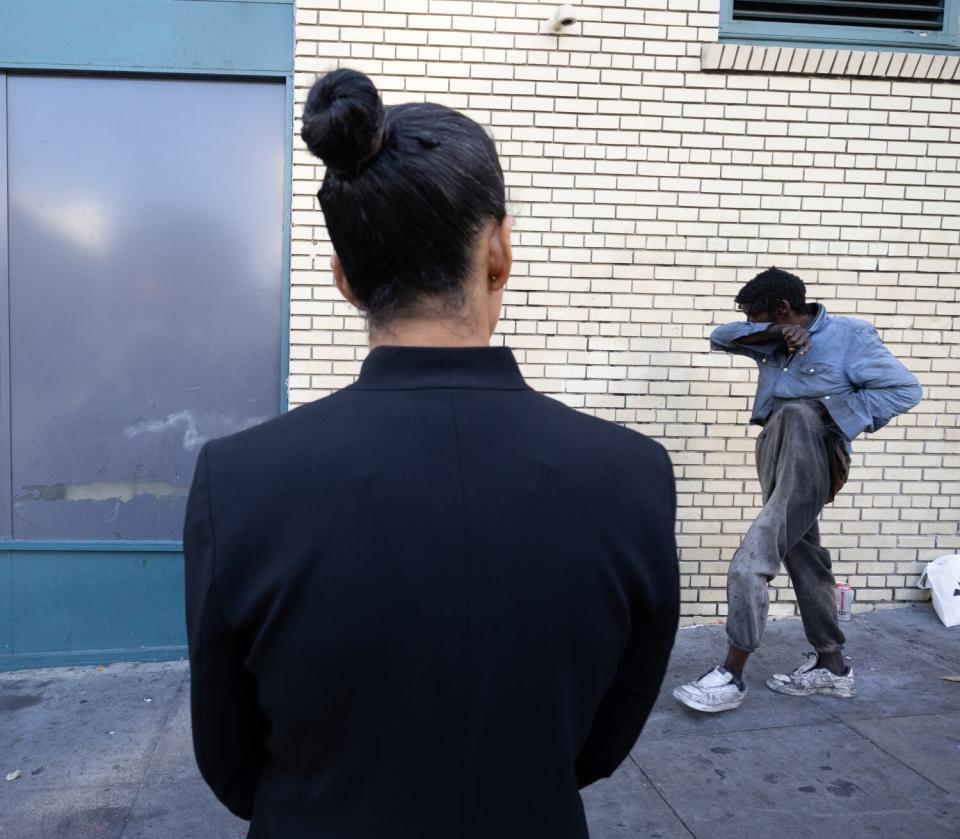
[545,4,578,33]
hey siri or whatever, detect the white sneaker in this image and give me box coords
[766,653,856,698]
[672,666,747,713]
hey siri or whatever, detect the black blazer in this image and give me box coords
[184,346,679,839]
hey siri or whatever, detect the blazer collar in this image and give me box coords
[352,346,529,391]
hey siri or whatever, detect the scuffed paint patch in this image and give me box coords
[16,482,190,504]
[122,410,267,452]
[123,410,206,451]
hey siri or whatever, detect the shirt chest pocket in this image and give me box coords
[771,360,844,399]
[796,361,844,387]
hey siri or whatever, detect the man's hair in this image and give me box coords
[735,267,809,317]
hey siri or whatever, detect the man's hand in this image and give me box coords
[781,324,811,354]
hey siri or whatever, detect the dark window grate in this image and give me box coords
[731,0,945,29]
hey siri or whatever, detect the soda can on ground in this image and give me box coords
[835,582,854,622]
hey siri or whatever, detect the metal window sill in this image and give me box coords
[0,540,183,552]
[701,43,960,80]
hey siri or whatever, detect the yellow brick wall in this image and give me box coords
[291,0,960,624]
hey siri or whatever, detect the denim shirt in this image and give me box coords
[710,305,922,444]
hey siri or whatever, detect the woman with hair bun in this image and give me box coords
[184,69,679,839]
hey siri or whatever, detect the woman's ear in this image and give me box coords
[332,254,361,309]
[486,215,513,292]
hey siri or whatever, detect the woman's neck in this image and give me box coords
[369,315,491,349]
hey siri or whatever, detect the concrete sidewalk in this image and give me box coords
[1,605,957,838]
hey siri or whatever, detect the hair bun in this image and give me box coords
[301,69,386,175]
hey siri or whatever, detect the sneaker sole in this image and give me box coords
[672,686,746,713]
[765,678,856,698]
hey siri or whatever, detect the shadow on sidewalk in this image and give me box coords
[1,606,957,838]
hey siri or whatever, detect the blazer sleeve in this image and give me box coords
[575,444,680,789]
[184,442,269,820]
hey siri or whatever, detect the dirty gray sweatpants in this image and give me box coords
[726,400,846,654]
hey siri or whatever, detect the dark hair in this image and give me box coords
[301,69,507,325]
[735,267,810,317]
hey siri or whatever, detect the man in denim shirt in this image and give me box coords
[674,268,922,713]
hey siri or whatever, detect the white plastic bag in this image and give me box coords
[917,555,960,628]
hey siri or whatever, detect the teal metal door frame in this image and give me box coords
[0,0,295,670]
[0,75,10,543]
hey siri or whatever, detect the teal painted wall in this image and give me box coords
[0,0,294,671]
[0,547,187,671]
[0,0,294,75]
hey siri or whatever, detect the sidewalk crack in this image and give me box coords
[807,697,955,796]
[118,670,188,838]
[630,755,698,839]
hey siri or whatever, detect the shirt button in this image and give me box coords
[825,395,830,400]
[782,368,788,372]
